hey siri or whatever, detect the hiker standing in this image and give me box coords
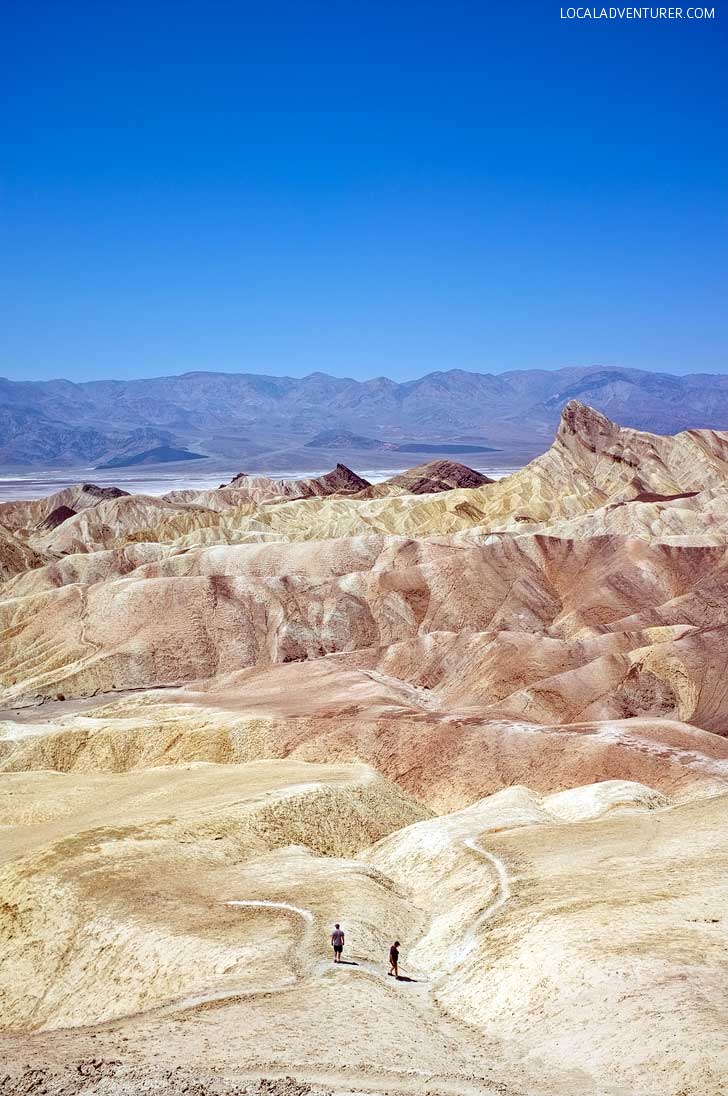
[388,940,400,978]
[331,923,345,963]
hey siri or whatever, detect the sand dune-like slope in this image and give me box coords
[3,402,728,1095]
[1,768,725,1095]
[0,542,177,597]
[365,786,728,1095]
[0,760,427,1032]
[35,493,213,555]
[4,533,728,734]
[4,687,727,812]
[0,483,128,535]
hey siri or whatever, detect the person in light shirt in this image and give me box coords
[331,923,345,963]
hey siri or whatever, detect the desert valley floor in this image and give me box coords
[1,401,728,1096]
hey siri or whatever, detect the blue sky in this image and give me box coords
[1,0,726,382]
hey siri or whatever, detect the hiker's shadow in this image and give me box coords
[337,960,359,966]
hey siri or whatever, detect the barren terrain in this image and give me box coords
[1,402,727,1096]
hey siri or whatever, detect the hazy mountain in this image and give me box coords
[3,365,728,468]
[96,446,208,469]
[303,429,391,450]
[304,429,497,454]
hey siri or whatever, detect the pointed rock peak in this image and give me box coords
[79,483,129,498]
[557,401,618,444]
[323,464,371,490]
[387,460,493,494]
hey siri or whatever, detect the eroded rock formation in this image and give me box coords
[1,403,728,1096]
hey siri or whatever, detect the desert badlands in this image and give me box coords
[1,401,728,1096]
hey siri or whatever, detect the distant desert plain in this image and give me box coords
[1,401,728,1096]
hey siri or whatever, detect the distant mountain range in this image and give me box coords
[2,366,728,469]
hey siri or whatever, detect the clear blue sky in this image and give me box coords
[1,0,726,382]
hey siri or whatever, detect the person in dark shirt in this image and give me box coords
[331,923,345,962]
[388,940,400,978]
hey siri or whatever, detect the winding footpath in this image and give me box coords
[464,836,512,924]
[84,831,513,1025]
[207,834,511,1004]
[37,834,517,1096]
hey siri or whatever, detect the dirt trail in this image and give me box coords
[159,833,513,1056]
[464,837,512,923]
[120,832,511,1024]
